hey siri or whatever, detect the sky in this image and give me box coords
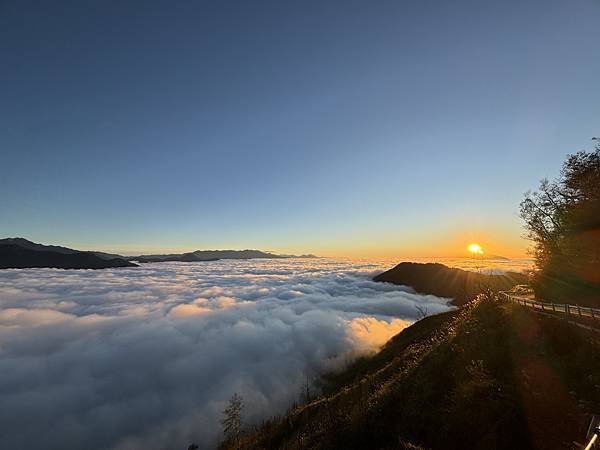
[1,0,599,258]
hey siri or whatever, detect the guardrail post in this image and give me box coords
[592,308,595,320]
[578,305,582,317]
[566,304,570,317]
[552,303,556,313]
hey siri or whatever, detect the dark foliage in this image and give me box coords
[520,143,600,305]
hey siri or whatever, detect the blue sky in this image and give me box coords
[1,0,599,257]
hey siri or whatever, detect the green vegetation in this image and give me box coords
[222,294,600,449]
[520,142,600,305]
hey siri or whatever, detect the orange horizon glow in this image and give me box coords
[67,226,531,261]
[312,232,529,260]
[74,240,530,261]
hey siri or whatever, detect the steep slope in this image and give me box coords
[374,262,527,305]
[0,241,137,269]
[223,295,600,450]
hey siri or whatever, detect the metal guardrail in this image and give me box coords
[585,415,600,450]
[500,292,600,321]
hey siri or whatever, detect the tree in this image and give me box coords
[414,304,429,320]
[221,393,244,446]
[520,140,600,304]
[300,373,312,404]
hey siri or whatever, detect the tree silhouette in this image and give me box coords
[300,373,312,404]
[221,393,244,446]
[520,140,600,304]
[414,304,429,319]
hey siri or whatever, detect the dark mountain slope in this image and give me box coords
[0,237,77,254]
[223,295,600,450]
[0,241,137,269]
[374,262,527,305]
[0,237,125,260]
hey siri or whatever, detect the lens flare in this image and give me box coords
[468,243,484,255]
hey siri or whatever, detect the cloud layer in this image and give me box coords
[0,258,452,450]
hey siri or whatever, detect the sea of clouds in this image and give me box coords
[0,258,454,450]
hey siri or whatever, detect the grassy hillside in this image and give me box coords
[222,295,600,449]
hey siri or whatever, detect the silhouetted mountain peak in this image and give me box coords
[0,238,137,270]
[374,262,526,305]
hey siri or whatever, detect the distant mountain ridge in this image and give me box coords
[481,254,510,261]
[0,238,137,269]
[131,249,318,263]
[0,238,124,260]
[0,238,318,268]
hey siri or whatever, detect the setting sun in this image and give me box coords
[468,243,484,255]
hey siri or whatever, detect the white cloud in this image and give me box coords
[0,259,452,450]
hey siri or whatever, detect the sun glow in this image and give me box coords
[468,243,484,255]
